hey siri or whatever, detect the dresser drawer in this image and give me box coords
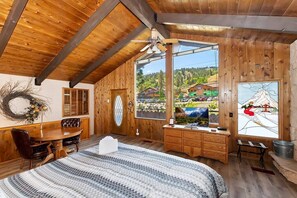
[183,131,202,139]
[183,146,201,157]
[203,142,226,151]
[165,136,182,144]
[203,133,226,144]
[164,129,182,137]
[203,150,226,162]
[165,143,182,152]
[183,139,201,147]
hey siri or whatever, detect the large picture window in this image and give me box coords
[135,54,166,119]
[173,42,219,126]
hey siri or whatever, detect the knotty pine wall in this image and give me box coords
[95,55,167,141]
[94,33,291,153]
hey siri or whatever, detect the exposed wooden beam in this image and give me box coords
[0,0,28,58]
[70,24,146,88]
[157,13,297,34]
[35,0,120,85]
[120,0,169,38]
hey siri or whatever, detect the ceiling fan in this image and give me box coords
[132,28,179,54]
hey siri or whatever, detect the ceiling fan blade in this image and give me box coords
[131,40,150,43]
[140,44,151,52]
[157,43,167,52]
[162,38,179,44]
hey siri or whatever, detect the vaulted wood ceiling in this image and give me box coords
[0,0,297,86]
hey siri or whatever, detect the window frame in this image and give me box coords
[134,56,167,121]
[62,87,89,117]
[236,80,282,140]
[172,43,219,126]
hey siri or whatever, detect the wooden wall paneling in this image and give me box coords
[255,41,265,79]
[247,40,256,82]
[281,45,291,141]
[126,58,136,137]
[224,38,232,131]
[151,120,167,141]
[218,41,227,127]
[263,42,274,80]
[229,39,240,152]
[275,43,290,141]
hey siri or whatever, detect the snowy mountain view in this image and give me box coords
[238,82,279,138]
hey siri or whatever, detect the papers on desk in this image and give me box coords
[99,136,118,155]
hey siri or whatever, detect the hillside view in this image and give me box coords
[136,66,218,99]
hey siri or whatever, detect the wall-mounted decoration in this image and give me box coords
[0,80,48,123]
[238,81,279,138]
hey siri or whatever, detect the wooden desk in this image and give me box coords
[31,127,82,160]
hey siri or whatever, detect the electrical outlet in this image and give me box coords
[136,129,139,136]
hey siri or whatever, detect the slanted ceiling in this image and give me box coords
[0,0,297,86]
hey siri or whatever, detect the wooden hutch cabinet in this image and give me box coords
[63,88,89,117]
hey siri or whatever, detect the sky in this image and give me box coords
[140,48,218,75]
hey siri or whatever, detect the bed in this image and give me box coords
[0,143,228,198]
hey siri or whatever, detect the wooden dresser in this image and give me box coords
[163,125,230,164]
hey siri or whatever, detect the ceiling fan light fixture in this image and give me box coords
[154,47,162,54]
[147,47,153,54]
[151,44,159,52]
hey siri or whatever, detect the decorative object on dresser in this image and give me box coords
[61,118,81,152]
[11,128,53,169]
[163,125,230,164]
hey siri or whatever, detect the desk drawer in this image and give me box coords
[164,129,182,137]
[203,133,226,144]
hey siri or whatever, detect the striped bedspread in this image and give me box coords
[0,143,228,198]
